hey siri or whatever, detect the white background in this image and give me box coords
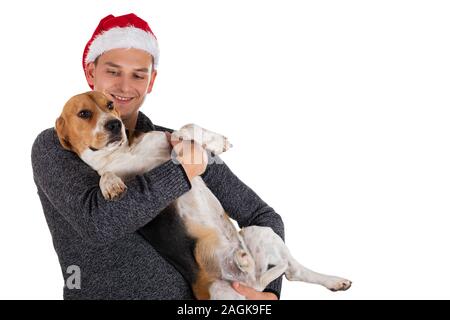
[0,0,449,300]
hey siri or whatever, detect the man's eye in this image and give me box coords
[133,74,145,80]
[107,101,114,110]
[107,70,119,76]
[78,110,92,119]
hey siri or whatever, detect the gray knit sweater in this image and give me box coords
[31,111,284,300]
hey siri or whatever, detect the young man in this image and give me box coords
[31,13,284,300]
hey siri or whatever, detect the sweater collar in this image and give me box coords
[134,111,156,132]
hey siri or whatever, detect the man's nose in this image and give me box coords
[117,76,132,92]
[105,119,122,134]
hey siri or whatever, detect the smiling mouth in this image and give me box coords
[111,94,134,102]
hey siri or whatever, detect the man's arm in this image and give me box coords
[31,129,191,246]
[201,156,285,299]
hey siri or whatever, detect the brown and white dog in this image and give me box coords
[55,91,352,299]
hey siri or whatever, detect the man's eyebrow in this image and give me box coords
[134,67,149,73]
[104,62,121,68]
[104,62,149,73]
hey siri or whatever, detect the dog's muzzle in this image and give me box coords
[105,119,122,135]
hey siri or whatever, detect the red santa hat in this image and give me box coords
[83,13,159,84]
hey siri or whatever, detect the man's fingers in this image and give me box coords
[166,131,181,147]
[232,282,252,296]
[232,282,278,300]
[164,131,171,141]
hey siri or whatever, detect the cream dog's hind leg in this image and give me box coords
[240,226,352,292]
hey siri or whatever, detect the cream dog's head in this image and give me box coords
[55,91,126,156]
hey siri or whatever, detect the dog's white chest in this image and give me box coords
[85,131,172,179]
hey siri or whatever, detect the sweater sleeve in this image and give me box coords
[200,155,285,299]
[31,129,191,246]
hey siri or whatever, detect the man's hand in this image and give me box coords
[166,132,208,181]
[232,282,278,300]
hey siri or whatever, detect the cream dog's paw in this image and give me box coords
[100,172,127,200]
[327,278,352,291]
[173,124,232,155]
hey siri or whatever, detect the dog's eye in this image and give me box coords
[78,110,92,119]
[107,101,114,110]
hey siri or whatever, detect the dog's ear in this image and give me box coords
[112,105,121,118]
[55,116,72,151]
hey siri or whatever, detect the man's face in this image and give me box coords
[85,48,157,123]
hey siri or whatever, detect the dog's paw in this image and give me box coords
[327,278,352,292]
[100,172,127,200]
[173,124,232,155]
[203,135,232,155]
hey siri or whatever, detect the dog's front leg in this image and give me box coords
[171,124,232,155]
[99,171,127,200]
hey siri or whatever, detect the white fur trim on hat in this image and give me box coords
[85,26,159,68]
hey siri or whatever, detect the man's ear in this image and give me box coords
[55,116,72,151]
[85,62,96,88]
[147,69,158,94]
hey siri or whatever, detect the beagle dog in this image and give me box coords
[55,91,352,299]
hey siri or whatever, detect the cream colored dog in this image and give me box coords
[55,91,352,299]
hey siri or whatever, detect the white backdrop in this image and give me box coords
[1,0,449,300]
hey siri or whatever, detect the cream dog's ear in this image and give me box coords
[55,116,72,151]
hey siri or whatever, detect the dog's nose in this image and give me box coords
[105,119,122,134]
